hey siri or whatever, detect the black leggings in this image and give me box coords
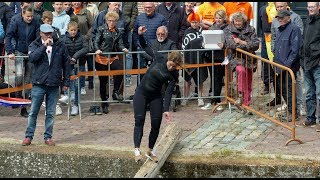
[133,88,163,149]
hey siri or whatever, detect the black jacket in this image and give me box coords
[94,24,126,57]
[141,37,177,64]
[0,2,13,43]
[300,14,320,70]
[155,3,187,49]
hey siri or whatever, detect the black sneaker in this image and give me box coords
[112,92,123,101]
[266,98,282,106]
[102,106,109,114]
[95,106,102,115]
[88,82,93,89]
[89,106,96,115]
[20,107,29,118]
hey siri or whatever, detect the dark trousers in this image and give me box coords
[208,64,225,104]
[95,60,123,102]
[276,73,296,114]
[133,88,163,149]
[86,55,94,83]
[261,34,273,86]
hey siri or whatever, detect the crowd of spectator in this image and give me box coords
[0,2,319,131]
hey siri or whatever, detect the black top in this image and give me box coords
[137,34,179,112]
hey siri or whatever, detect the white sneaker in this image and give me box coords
[198,99,205,107]
[59,95,69,104]
[42,101,46,107]
[216,105,224,111]
[134,148,143,162]
[55,105,63,116]
[276,103,287,111]
[201,103,212,110]
[181,99,188,106]
[70,91,75,101]
[70,105,79,116]
[298,104,306,116]
[190,92,198,98]
[80,88,86,95]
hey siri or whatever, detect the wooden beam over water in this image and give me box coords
[134,122,181,178]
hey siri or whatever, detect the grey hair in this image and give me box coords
[307,2,319,6]
[157,26,168,35]
[230,11,248,23]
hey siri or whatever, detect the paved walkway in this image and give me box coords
[1,88,320,162]
[1,56,320,162]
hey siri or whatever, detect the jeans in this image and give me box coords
[65,65,85,98]
[296,68,305,107]
[72,66,83,106]
[15,50,33,98]
[0,43,5,77]
[126,32,133,80]
[25,84,60,140]
[303,65,320,123]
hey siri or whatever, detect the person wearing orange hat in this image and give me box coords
[181,11,208,107]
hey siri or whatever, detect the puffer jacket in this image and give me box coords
[133,12,167,47]
[224,22,260,71]
[63,31,89,66]
[94,24,126,57]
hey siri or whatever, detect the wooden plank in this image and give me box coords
[134,122,181,178]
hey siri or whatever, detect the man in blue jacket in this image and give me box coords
[273,10,302,122]
[21,24,70,146]
[5,5,40,117]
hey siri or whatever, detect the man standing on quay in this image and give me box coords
[22,24,70,146]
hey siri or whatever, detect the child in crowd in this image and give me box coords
[63,21,89,116]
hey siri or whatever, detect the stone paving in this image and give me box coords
[1,55,320,163]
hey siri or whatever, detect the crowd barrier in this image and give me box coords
[214,48,302,146]
[0,48,303,145]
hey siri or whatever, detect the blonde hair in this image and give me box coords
[214,9,228,23]
[42,10,53,20]
[68,21,78,29]
[105,11,119,21]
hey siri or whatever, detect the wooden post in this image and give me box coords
[134,122,181,178]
